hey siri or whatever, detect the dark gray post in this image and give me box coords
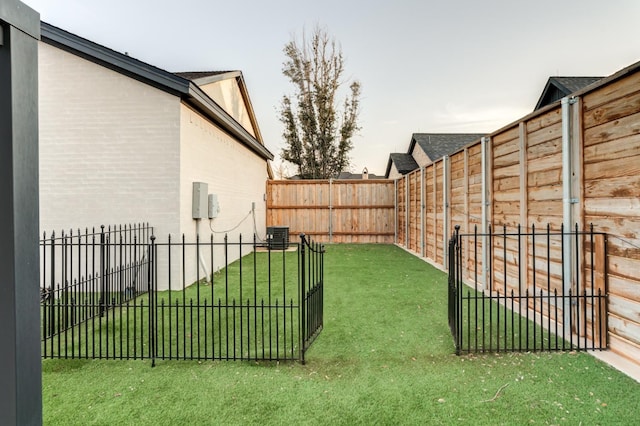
[0,1,42,425]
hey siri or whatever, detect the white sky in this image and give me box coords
[24,0,640,175]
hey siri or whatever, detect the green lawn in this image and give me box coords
[43,244,640,425]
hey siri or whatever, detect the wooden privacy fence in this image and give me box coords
[266,179,396,243]
[396,61,640,365]
[265,60,640,367]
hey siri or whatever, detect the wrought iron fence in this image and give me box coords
[41,230,325,365]
[448,224,608,355]
[40,224,153,340]
[300,236,324,363]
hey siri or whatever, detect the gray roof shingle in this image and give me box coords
[410,133,485,161]
[337,171,384,180]
[385,153,419,178]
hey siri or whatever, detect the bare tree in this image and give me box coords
[279,26,361,179]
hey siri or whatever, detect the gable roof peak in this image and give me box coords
[534,76,603,110]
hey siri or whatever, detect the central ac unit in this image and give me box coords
[266,226,289,250]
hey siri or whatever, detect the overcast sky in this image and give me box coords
[24,0,640,175]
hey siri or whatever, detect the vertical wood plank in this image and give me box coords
[594,234,607,347]
[432,166,437,261]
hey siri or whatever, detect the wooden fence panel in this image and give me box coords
[583,77,640,360]
[524,109,565,300]
[266,179,395,244]
[266,63,640,367]
[491,126,521,293]
[467,144,484,284]
[387,64,640,368]
[425,163,436,260]
[435,161,444,266]
[408,170,420,252]
[397,177,406,246]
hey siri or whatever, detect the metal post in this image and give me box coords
[404,175,409,247]
[443,156,450,268]
[299,234,306,364]
[480,137,490,291]
[420,167,425,257]
[328,179,333,243]
[0,2,42,424]
[561,97,575,331]
[394,179,398,244]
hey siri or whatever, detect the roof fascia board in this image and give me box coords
[235,73,264,142]
[190,71,242,86]
[189,71,265,142]
[188,84,274,160]
[407,136,417,154]
[385,158,393,178]
[40,22,189,97]
[534,78,555,110]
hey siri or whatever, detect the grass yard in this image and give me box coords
[43,244,640,425]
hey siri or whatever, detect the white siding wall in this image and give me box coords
[179,104,269,282]
[38,42,181,237]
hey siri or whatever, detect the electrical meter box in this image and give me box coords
[208,194,220,218]
[192,182,208,219]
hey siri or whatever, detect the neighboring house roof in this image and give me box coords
[409,133,485,162]
[385,153,419,178]
[534,76,603,110]
[337,171,385,180]
[40,22,273,161]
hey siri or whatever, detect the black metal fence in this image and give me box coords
[40,224,153,340]
[448,224,608,355]
[41,228,324,364]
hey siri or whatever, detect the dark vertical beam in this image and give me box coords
[0,1,42,425]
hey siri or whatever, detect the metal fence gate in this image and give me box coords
[448,224,608,354]
[41,226,324,365]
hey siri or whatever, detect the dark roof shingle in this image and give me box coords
[337,171,384,180]
[535,76,603,110]
[410,133,485,161]
[385,153,419,178]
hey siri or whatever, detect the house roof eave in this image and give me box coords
[187,84,274,160]
[41,21,273,162]
[41,22,190,97]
